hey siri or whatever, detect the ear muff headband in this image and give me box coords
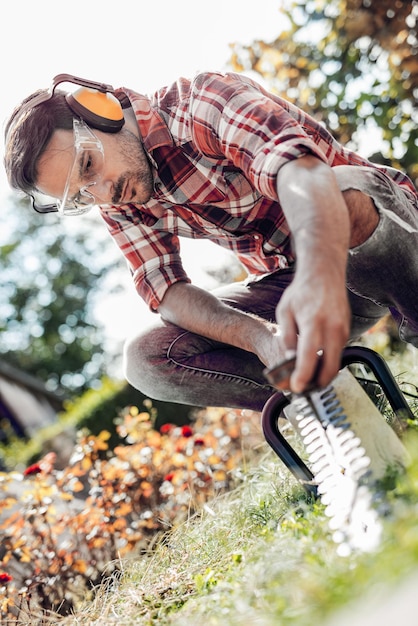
[17,73,125,133]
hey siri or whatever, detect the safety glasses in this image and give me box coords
[31,118,104,216]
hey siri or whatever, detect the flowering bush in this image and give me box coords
[0,405,262,622]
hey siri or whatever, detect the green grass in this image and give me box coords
[61,443,418,625]
[40,341,418,624]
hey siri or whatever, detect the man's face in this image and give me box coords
[36,123,154,210]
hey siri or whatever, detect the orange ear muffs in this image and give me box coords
[7,74,127,138]
[66,87,124,133]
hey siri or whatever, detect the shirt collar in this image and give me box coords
[115,87,175,152]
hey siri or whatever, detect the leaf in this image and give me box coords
[0,497,17,510]
[111,518,128,531]
[59,491,75,501]
[72,559,88,574]
[1,597,15,612]
[141,481,154,498]
[114,501,133,517]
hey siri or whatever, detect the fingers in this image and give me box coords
[277,300,349,394]
[314,330,345,389]
[290,329,343,394]
[279,305,298,356]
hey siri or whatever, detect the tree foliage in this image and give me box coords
[229,0,418,182]
[0,198,116,394]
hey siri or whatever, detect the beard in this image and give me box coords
[111,129,154,205]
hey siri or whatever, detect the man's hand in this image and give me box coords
[276,155,352,393]
[276,261,351,393]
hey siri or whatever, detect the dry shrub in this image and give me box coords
[0,405,263,622]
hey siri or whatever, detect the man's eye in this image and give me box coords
[83,154,93,176]
[79,153,96,184]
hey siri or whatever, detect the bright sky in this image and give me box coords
[0,0,284,375]
[0,0,283,194]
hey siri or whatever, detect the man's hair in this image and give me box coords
[4,89,74,194]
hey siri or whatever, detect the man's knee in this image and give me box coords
[123,327,167,398]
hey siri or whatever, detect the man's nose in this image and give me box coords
[91,179,113,203]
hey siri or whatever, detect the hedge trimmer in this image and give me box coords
[262,346,412,556]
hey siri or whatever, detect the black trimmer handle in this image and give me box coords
[341,345,414,421]
[261,346,413,496]
[261,391,317,496]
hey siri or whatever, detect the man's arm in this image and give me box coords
[158,154,352,394]
[158,282,284,369]
[275,154,351,392]
[186,73,352,392]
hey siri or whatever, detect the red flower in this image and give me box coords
[194,437,205,446]
[23,452,56,477]
[164,473,175,482]
[160,423,175,434]
[23,463,42,477]
[181,425,193,438]
[0,573,12,584]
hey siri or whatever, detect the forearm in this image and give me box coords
[277,155,350,274]
[275,154,352,391]
[158,282,281,366]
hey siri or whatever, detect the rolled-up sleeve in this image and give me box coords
[100,207,191,311]
[189,72,329,201]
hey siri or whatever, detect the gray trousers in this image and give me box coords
[124,165,418,411]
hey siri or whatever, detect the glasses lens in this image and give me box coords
[61,183,97,216]
[57,119,104,216]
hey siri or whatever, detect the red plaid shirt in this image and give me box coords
[100,72,417,311]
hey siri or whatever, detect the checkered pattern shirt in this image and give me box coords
[100,72,417,311]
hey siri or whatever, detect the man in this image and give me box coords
[4,71,418,411]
